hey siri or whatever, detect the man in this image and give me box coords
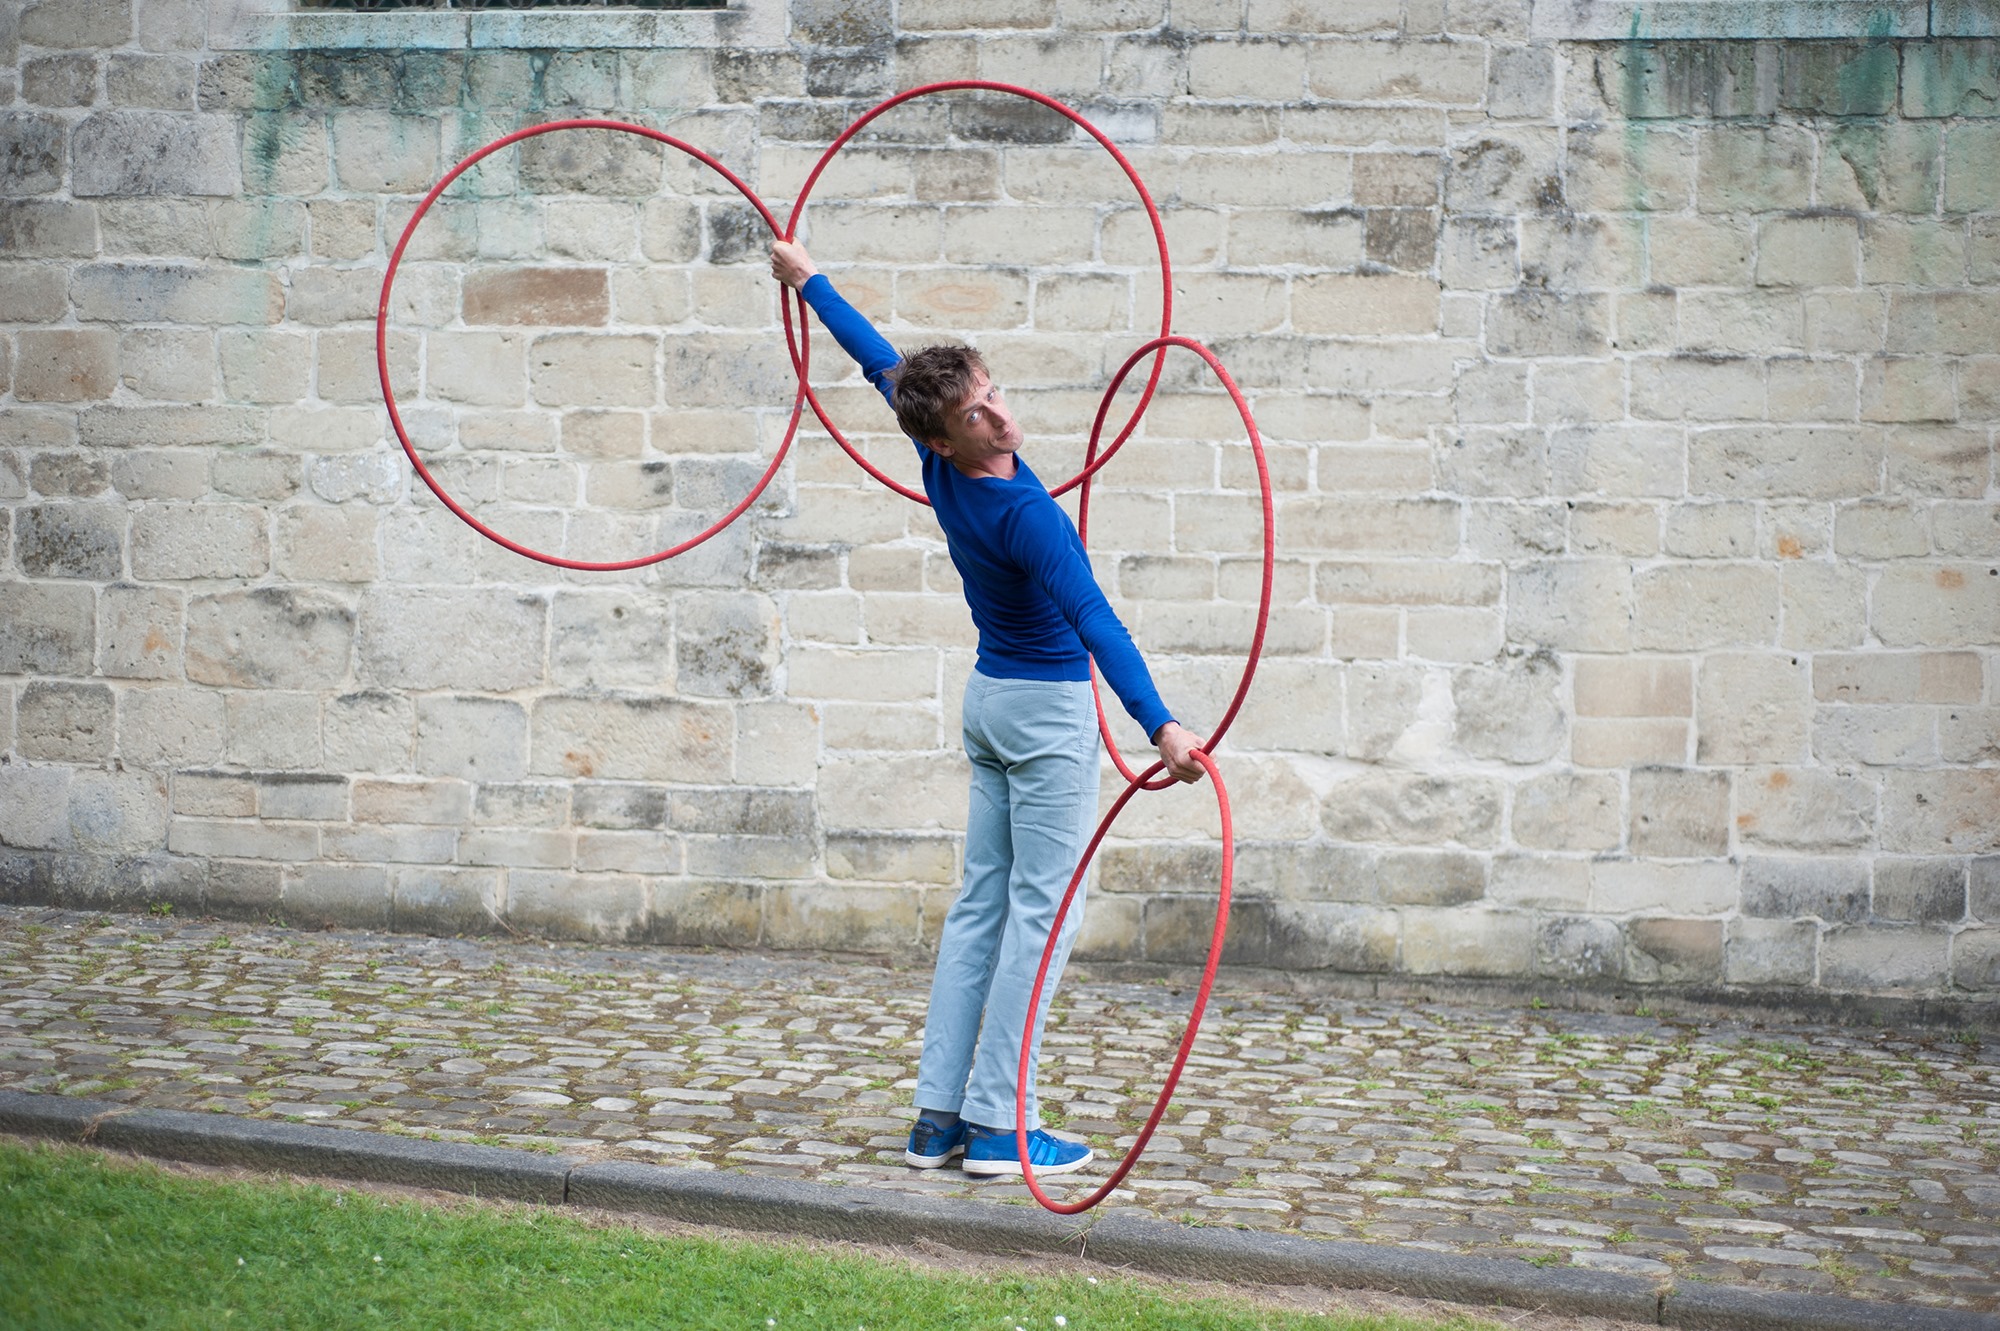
[771,239,1205,1178]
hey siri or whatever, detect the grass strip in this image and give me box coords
[0,1137,1506,1331]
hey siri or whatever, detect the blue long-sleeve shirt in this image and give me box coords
[798,273,1175,742]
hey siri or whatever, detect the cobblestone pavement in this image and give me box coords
[4,906,1998,1314]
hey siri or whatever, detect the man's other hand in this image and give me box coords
[1153,721,1207,784]
[770,239,818,290]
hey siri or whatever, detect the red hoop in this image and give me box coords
[1076,336,1275,790]
[376,119,809,572]
[1015,748,1232,1213]
[779,81,1175,507]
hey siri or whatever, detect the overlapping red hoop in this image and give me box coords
[778,80,1176,506]
[1076,336,1274,791]
[1017,748,1232,1214]
[375,119,810,572]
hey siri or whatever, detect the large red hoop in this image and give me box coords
[1076,336,1275,791]
[778,81,1175,507]
[375,119,809,572]
[1015,748,1232,1213]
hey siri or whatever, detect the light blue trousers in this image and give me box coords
[914,672,1101,1131]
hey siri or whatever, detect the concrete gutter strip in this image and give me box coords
[568,1160,1083,1254]
[4,1091,1994,1331]
[1659,1282,2000,1331]
[1085,1212,1665,1321]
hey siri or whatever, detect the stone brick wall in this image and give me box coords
[1,0,1995,1004]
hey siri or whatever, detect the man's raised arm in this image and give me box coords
[771,239,902,413]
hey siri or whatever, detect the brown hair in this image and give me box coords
[886,343,987,448]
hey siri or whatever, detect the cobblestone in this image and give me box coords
[3,905,1997,1313]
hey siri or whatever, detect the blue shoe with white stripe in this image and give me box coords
[961,1122,1093,1177]
[904,1116,968,1169]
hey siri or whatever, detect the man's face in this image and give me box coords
[929,369,1021,478]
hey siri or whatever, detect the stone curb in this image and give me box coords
[3,1091,1992,1331]
[0,1089,567,1204]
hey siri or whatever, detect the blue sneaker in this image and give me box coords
[961,1122,1094,1177]
[904,1116,968,1169]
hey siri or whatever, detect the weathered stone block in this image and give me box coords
[1736,767,1874,850]
[500,869,639,942]
[1635,565,1777,651]
[0,112,65,194]
[0,200,98,257]
[1742,855,1868,923]
[1870,564,2000,648]
[1321,773,1501,848]
[734,702,819,787]
[529,333,658,409]
[225,691,321,770]
[1820,925,1950,991]
[97,584,180,680]
[1629,767,1730,858]
[817,752,966,833]
[1626,918,1723,984]
[1883,770,2000,854]
[0,764,72,851]
[1591,860,1736,915]
[72,262,282,325]
[129,503,269,580]
[1510,772,1620,852]
[282,863,390,930]
[1873,858,1967,924]
[18,680,113,762]
[352,777,471,827]
[121,687,224,768]
[415,695,527,782]
[323,691,412,775]
[13,330,117,403]
[328,111,439,193]
[71,111,238,196]
[530,695,733,784]
[1401,907,1535,977]
[1688,427,1883,501]
[254,773,345,822]
[463,266,609,326]
[1812,705,1936,767]
[1376,848,1485,906]
[1724,917,1817,986]
[1452,653,1562,763]
[765,882,917,952]
[1506,561,1632,652]
[390,866,504,936]
[1538,915,1624,981]
[15,503,122,578]
[1952,928,2000,991]
[1697,654,1810,765]
[185,587,353,689]
[644,880,764,949]
[676,591,780,699]
[826,834,955,883]
[358,589,545,692]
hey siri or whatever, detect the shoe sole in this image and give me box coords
[962,1151,1093,1178]
[905,1145,965,1169]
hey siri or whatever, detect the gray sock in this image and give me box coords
[918,1107,960,1128]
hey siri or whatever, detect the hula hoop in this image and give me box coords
[1076,336,1275,791]
[778,81,1175,507]
[376,118,810,572]
[1015,748,1232,1214]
